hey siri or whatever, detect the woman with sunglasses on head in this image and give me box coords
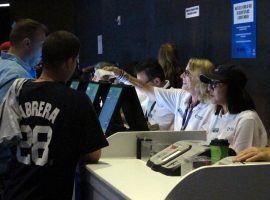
[200,64,268,153]
[103,58,215,131]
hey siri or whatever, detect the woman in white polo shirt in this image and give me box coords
[200,64,268,153]
[104,58,215,131]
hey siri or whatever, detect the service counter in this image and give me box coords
[81,131,270,200]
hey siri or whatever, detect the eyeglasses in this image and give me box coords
[209,81,224,90]
[183,69,191,77]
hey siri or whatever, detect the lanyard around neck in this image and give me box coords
[181,98,200,130]
[145,101,156,121]
[145,85,171,121]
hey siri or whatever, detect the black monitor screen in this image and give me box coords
[98,87,122,134]
[85,82,100,103]
[70,80,79,90]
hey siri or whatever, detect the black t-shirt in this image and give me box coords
[3,80,108,200]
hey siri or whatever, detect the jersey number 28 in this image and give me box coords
[17,125,52,166]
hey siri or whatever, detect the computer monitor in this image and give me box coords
[83,81,111,114]
[98,84,148,136]
[85,82,100,102]
[70,80,80,90]
[99,86,122,134]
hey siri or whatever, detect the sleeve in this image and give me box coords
[77,94,109,154]
[232,118,256,153]
[154,87,187,113]
[0,78,27,145]
[0,76,20,103]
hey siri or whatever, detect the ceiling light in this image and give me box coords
[0,3,10,7]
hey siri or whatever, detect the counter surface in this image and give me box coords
[86,158,181,200]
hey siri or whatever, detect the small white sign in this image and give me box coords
[185,6,200,19]
[97,35,103,55]
[233,0,254,24]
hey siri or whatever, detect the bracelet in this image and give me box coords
[118,70,128,83]
[118,69,124,80]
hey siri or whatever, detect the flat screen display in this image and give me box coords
[70,80,79,90]
[98,87,122,134]
[85,82,100,102]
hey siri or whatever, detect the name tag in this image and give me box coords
[195,114,203,120]
[226,127,234,132]
[212,128,219,133]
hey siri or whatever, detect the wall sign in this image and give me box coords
[185,6,200,19]
[97,35,103,55]
[232,0,256,58]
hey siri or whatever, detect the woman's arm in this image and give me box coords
[103,66,156,101]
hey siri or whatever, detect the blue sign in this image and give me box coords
[232,0,256,58]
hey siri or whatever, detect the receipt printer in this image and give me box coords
[146,140,210,176]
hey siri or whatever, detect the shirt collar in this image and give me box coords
[1,51,32,72]
[163,80,170,89]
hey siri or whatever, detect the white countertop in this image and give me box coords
[86,158,182,200]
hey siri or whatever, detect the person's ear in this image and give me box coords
[152,77,161,86]
[65,57,76,70]
[22,38,31,49]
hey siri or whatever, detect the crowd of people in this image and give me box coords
[0,18,269,200]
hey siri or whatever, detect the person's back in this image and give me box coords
[0,31,108,200]
[0,18,47,105]
[0,52,32,102]
[3,80,106,199]
[0,19,47,189]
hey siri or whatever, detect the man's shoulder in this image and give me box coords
[0,59,30,78]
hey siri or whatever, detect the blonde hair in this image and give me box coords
[188,58,214,102]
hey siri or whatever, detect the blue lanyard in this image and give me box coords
[181,109,193,130]
[181,99,199,130]
[145,101,156,120]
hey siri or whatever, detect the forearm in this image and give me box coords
[121,72,156,101]
[81,149,101,163]
[104,66,156,101]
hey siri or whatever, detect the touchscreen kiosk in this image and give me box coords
[98,84,148,136]
[69,80,80,90]
[68,79,89,91]
[99,87,122,134]
[84,81,111,114]
[85,82,100,102]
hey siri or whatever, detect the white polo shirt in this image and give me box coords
[136,88,148,114]
[154,87,215,131]
[145,81,174,130]
[206,110,268,153]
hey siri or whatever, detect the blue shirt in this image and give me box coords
[0,51,36,105]
[0,51,36,174]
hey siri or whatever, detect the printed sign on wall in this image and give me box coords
[97,35,103,55]
[185,6,200,19]
[232,0,256,58]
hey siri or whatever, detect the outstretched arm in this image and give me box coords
[103,66,156,101]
